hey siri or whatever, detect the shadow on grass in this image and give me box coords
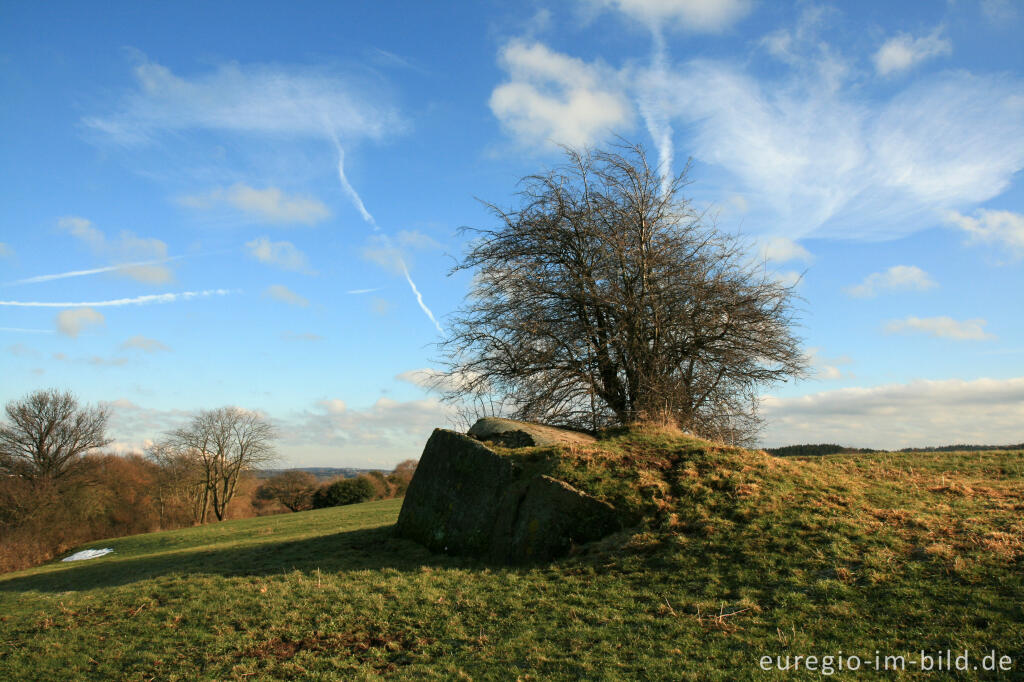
[0,524,491,594]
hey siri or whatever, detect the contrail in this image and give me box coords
[326,128,377,228]
[399,261,442,333]
[0,327,54,333]
[6,255,187,285]
[346,287,381,295]
[326,128,443,333]
[638,27,674,198]
[0,289,237,307]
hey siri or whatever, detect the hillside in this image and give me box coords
[2,427,1023,679]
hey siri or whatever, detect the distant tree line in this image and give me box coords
[0,389,418,573]
[256,460,417,512]
[767,442,1024,457]
[764,444,879,457]
[897,443,1024,453]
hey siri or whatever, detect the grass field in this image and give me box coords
[2,429,1023,679]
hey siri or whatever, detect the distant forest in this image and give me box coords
[767,443,1024,457]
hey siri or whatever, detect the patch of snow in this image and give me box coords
[62,548,113,562]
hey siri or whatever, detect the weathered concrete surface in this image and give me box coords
[394,428,619,563]
[467,417,596,448]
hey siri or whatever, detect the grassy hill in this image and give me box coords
[2,427,1023,679]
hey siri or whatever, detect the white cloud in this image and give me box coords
[58,216,104,247]
[181,184,330,225]
[760,237,813,263]
[772,270,803,288]
[0,289,236,308]
[584,0,753,32]
[58,216,173,284]
[945,208,1024,258]
[278,396,455,467]
[245,237,313,273]
[84,55,403,144]
[760,376,1024,449]
[56,308,105,338]
[803,347,852,381]
[653,56,1024,240]
[873,29,952,77]
[844,265,937,298]
[264,284,309,307]
[319,399,347,414]
[490,40,632,149]
[885,316,994,341]
[396,367,484,394]
[121,335,171,352]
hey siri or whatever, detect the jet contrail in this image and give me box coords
[6,256,186,286]
[0,289,237,307]
[638,27,674,198]
[0,327,54,333]
[327,128,377,228]
[346,287,381,295]
[399,261,443,333]
[326,127,443,333]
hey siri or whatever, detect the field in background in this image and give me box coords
[2,433,1023,679]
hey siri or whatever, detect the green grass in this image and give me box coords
[2,429,1023,679]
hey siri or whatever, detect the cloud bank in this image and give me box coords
[761,376,1024,449]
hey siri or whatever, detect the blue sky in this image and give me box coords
[1,0,1022,467]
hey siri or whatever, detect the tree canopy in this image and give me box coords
[159,407,277,522]
[439,144,807,443]
[0,389,111,482]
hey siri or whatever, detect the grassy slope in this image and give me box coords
[1,429,1023,680]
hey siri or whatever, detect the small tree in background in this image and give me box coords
[0,389,111,482]
[387,459,418,496]
[158,407,277,522]
[312,476,376,509]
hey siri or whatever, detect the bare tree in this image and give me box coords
[0,389,111,482]
[160,407,277,522]
[439,143,807,444]
[147,441,210,526]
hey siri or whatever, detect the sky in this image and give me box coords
[1,0,1022,467]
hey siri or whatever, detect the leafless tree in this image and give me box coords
[147,441,210,526]
[0,389,111,482]
[438,143,807,444]
[159,407,277,522]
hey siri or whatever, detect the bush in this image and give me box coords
[312,476,376,509]
[256,471,318,512]
[387,459,418,497]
